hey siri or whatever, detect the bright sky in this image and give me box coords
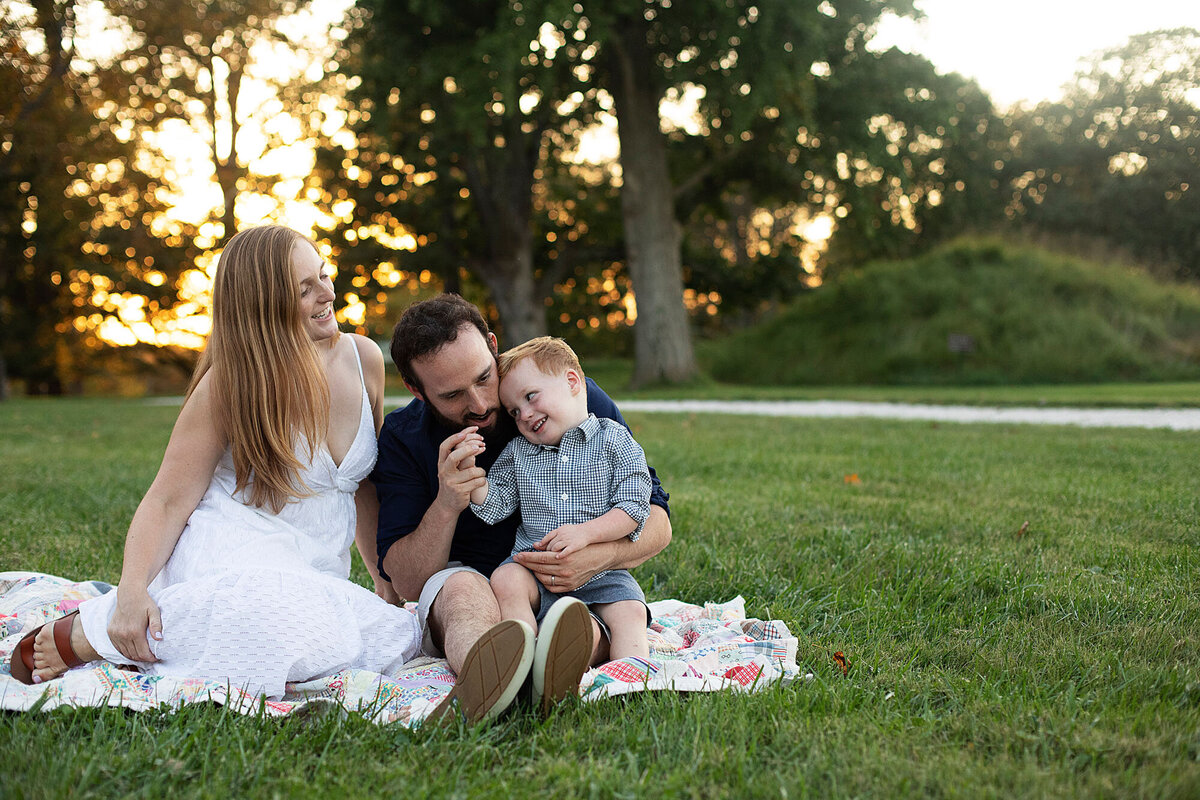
[873,0,1200,107]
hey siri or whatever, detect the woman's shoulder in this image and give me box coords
[345,333,386,418]
[347,333,385,372]
[178,369,229,442]
[186,369,218,408]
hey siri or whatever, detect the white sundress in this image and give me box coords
[77,343,420,698]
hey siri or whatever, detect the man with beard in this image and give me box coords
[371,294,671,722]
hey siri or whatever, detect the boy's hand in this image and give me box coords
[453,429,485,470]
[468,476,490,507]
[536,523,593,559]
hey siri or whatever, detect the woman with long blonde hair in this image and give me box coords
[10,225,425,698]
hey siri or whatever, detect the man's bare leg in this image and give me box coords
[428,570,503,674]
[424,571,534,724]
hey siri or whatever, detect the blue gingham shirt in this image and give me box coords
[471,414,652,555]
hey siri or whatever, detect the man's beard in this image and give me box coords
[427,402,510,442]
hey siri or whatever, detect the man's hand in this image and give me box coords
[434,427,486,514]
[514,537,611,593]
[514,505,672,593]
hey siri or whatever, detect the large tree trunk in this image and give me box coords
[608,20,698,387]
[207,55,245,244]
[479,249,544,349]
[463,144,547,348]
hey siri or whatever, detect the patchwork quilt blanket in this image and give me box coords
[0,572,801,727]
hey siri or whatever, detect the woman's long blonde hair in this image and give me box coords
[186,225,332,512]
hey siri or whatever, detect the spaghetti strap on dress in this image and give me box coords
[76,340,419,698]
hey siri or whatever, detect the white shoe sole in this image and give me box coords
[532,597,594,714]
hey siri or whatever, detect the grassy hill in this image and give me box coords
[702,238,1200,385]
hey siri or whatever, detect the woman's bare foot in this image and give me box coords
[30,614,101,683]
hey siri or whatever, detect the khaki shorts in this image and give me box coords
[417,563,487,656]
[417,561,614,656]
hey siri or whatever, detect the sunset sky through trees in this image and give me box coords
[2,0,1196,395]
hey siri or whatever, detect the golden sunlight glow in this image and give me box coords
[84,0,356,351]
[355,224,419,252]
[567,110,620,165]
[76,0,845,355]
[372,262,403,287]
[338,292,367,326]
[622,291,637,323]
[1109,151,1148,176]
[660,84,707,136]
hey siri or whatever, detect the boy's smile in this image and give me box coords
[499,358,588,447]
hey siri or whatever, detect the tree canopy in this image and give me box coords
[326,0,605,346]
[2,4,1197,396]
[1,0,338,394]
[1,0,198,394]
[1003,28,1200,281]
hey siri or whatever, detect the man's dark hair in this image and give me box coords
[390,293,492,391]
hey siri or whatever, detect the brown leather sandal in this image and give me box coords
[9,610,84,685]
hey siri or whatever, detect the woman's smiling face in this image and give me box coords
[292,242,337,342]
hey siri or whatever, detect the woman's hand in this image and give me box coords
[108,586,163,664]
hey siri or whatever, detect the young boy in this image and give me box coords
[468,336,652,673]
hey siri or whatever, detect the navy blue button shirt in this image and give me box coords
[372,378,670,580]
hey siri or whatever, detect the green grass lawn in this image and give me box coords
[2,396,1198,798]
